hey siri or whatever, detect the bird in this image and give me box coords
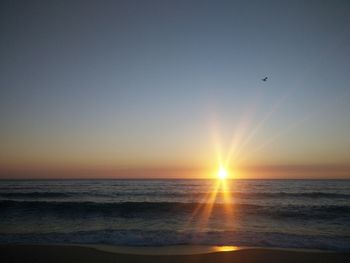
[262,77,268,82]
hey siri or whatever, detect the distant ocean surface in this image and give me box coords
[0,179,349,251]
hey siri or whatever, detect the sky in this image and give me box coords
[1,0,350,179]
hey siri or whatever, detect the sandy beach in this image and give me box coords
[1,245,349,263]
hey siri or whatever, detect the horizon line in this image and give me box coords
[0,177,349,180]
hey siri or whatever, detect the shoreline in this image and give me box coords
[81,244,336,255]
[1,244,349,263]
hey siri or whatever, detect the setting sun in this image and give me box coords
[217,167,228,180]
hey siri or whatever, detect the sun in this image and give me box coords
[217,166,228,180]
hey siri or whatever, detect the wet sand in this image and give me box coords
[1,244,349,263]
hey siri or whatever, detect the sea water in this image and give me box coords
[0,179,349,251]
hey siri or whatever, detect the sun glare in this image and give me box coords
[217,167,228,180]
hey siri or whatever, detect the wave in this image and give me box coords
[179,191,350,199]
[1,200,349,220]
[0,192,70,198]
[0,229,349,251]
[236,192,350,199]
[1,191,348,200]
[0,200,259,217]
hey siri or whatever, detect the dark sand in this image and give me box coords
[1,245,349,263]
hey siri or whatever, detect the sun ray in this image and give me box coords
[182,165,235,236]
[230,90,293,162]
[236,111,314,165]
[182,179,220,231]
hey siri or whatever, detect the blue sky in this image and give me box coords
[1,0,350,178]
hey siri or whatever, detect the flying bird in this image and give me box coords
[262,77,268,82]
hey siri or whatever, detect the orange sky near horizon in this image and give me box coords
[1,163,349,179]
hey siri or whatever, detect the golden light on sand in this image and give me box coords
[217,166,228,180]
[213,245,241,252]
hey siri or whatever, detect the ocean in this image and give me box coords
[0,179,349,251]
